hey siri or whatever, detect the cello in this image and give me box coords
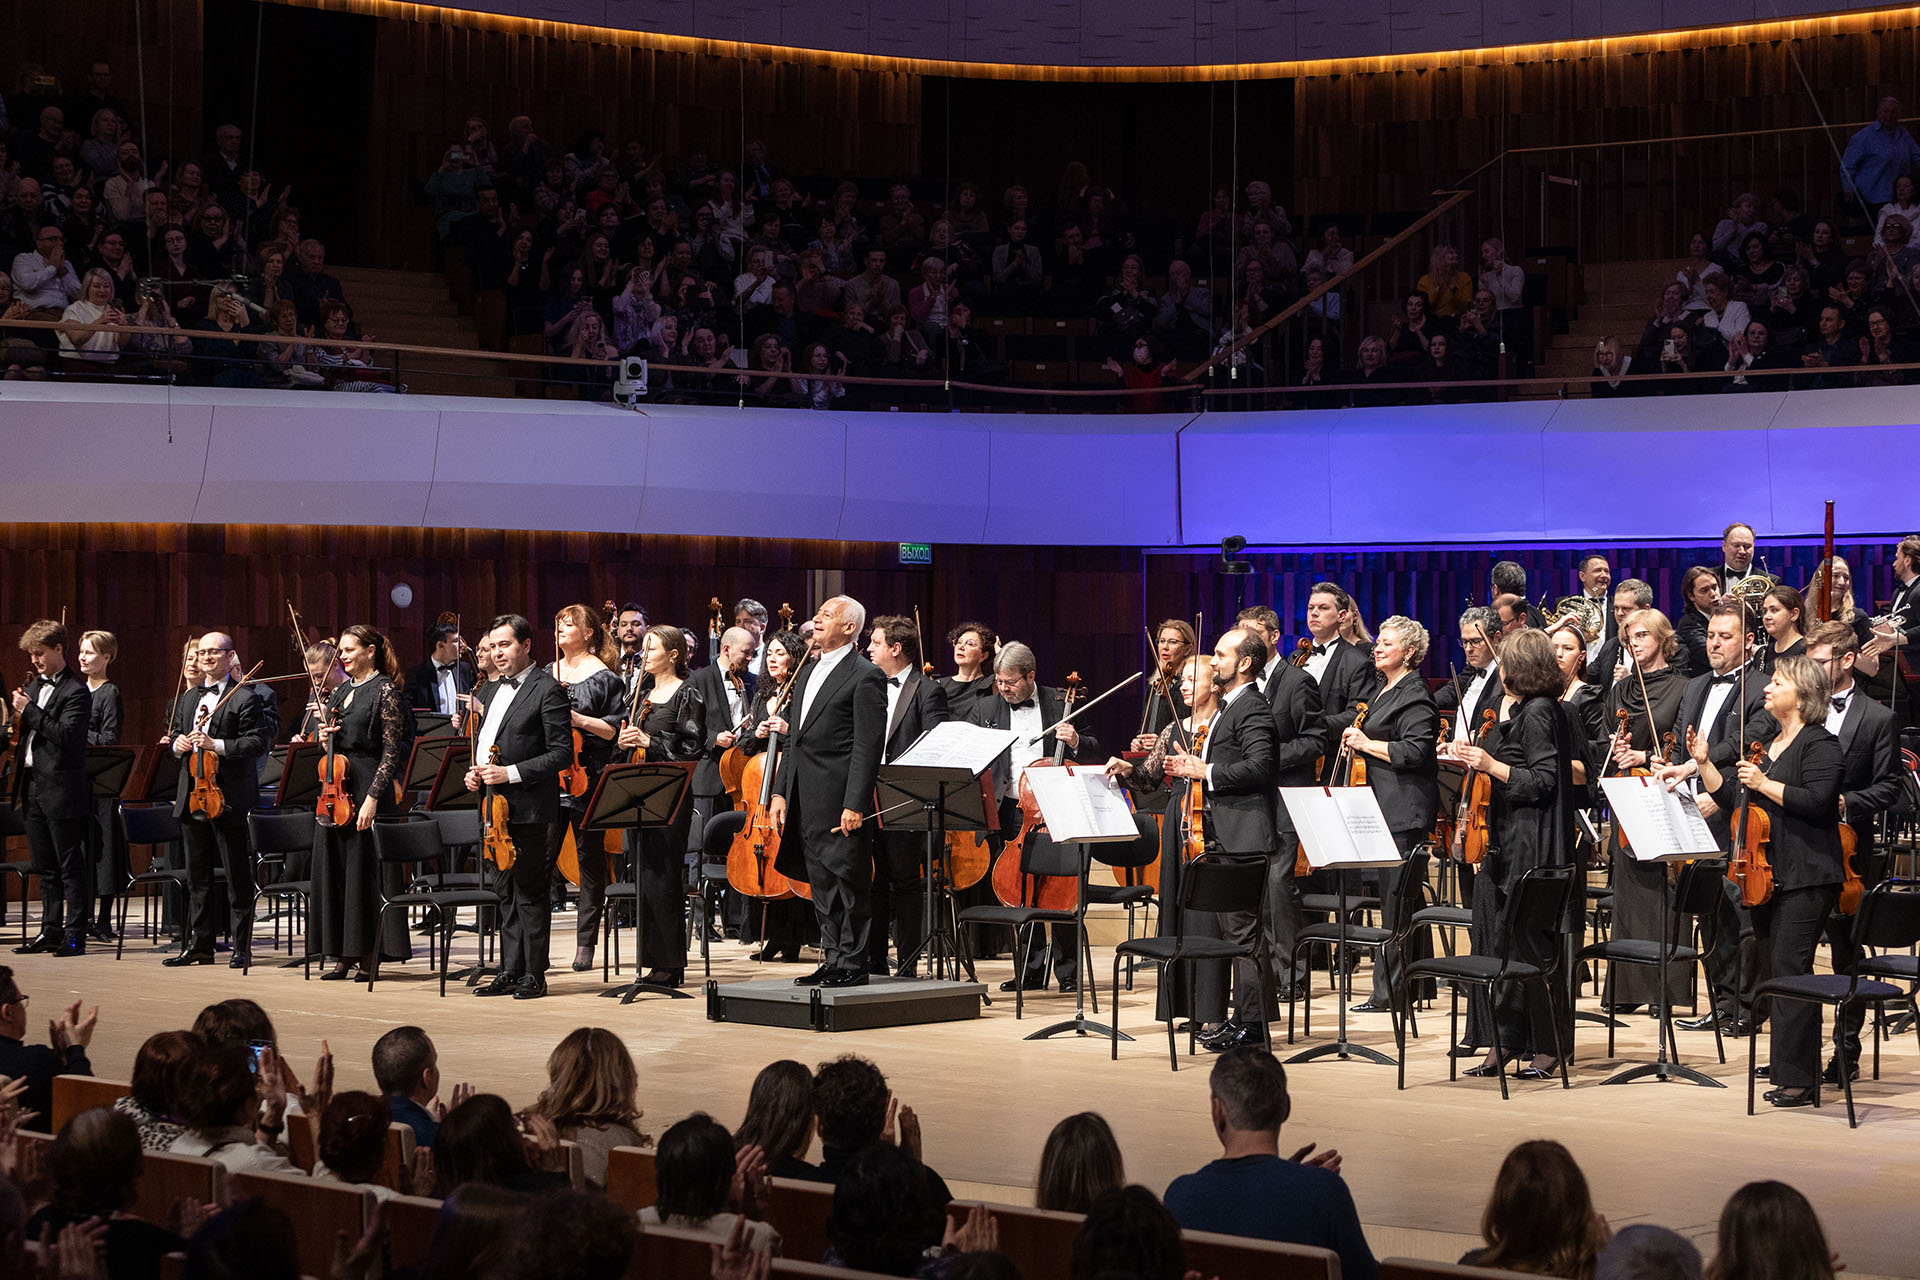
[726,646,811,903]
[992,673,1084,910]
[189,661,265,820]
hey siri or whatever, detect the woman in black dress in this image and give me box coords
[548,604,627,972]
[1756,585,1807,677]
[313,624,415,982]
[1597,608,1687,1012]
[1129,619,1196,752]
[1446,630,1581,1079]
[1547,618,1604,741]
[1693,654,1843,1108]
[737,631,814,963]
[613,624,705,988]
[1338,615,1441,1013]
[939,621,998,724]
[77,629,124,941]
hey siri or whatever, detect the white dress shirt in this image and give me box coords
[882,669,908,751]
[1203,682,1251,786]
[1454,663,1498,740]
[476,665,531,784]
[1303,638,1336,684]
[22,677,55,768]
[173,681,232,757]
[433,662,461,716]
[1700,674,1740,741]
[1825,685,1855,736]
[795,643,852,730]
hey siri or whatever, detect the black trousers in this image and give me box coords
[868,832,929,974]
[25,780,89,941]
[1753,883,1840,1090]
[87,793,126,910]
[1700,875,1761,1021]
[497,821,556,979]
[635,823,689,972]
[1214,850,1279,1024]
[182,812,252,956]
[1267,831,1308,989]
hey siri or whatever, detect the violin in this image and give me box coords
[480,745,516,870]
[314,687,352,827]
[1836,822,1863,914]
[993,672,1084,910]
[1728,739,1775,908]
[1451,708,1497,865]
[187,660,264,821]
[1181,722,1209,864]
[707,595,724,665]
[1344,701,1371,788]
[556,679,590,799]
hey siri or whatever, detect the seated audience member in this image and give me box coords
[1636,282,1693,366]
[1856,303,1912,385]
[0,968,95,1128]
[57,266,127,368]
[26,1108,186,1280]
[1704,1182,1837,1280]
[413,1183,529,1280]
[1349,335,1399,406]
[989,218,1044,313]
[1768,265,1817,352]
[1725,320,1790,390]
[1654,325,1714,394]
[1304,223,1355,278]
[431,1093,568,1197]
[1460,1139,1608,1278]
[1102,334,1179,411]
[527,1027,648,1189]
[639,1112,781,1251]
[1595,1225,1702,1280]
[314,1091,401,1199]
[1711,192,1768,263]
[184,1199,299,1280]
[492,1190,637,1280]
[1035,1112,1125,1214]
[1162,1048,1374,1280]
[1071,1185,1183,1280]
[1418,244,1474,319]
[1452,289,1502,376]
[1731,231,1785,310]
[1591,336,1638,397]
[1387,291,1438,365]
[825,1142,991,1277]
[734,1059,819,1179]
[116,1030,201,1152]
[1419,331,1469,402]
[168,1040,303,1175]
[373,1024,466,1147]
[191,998,281,1052]
[281,238,347,329]
[192,284,262,387]
[315,298,399,392]
[1695,271,1750,360]
[1153,258,1213,362]
[802,1055,952,1202]
[907,256,958,339]
[1799,302,1860,388]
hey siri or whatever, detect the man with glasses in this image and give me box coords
[1436,606,1504,742]
[163,632,273,969]
[1587,578,1658,698]
[9,224,80,318]
[0,968,97,1128]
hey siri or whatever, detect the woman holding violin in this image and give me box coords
[311,625,415,982]
[1443,630,1582,1080]
[1755,584,1808,677]
[736,630,816,963]
[1338,615,1441,1014]
[613,624,706,989]
[1597,608,1688,1014]
[1130,619,1197,751]
[1690,655,1844,1108]
[548,605,627,973]
[291,640,348,742]
[939,621,999,723]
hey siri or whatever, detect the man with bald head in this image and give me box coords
[165,631,273,968]
[771,597,887,986]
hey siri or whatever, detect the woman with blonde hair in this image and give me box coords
[529,1026,648,1186]
[548,604,627,971]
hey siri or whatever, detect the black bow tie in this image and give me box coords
[887,676,903,687]
[1832,695,1850,712]
[501,677,521,690]
[1710,672,1741,686]
[1311,643,1330,655]
[1010,698,1037,710]
[438,664,456,674]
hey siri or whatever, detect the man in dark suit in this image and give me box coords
[1158,627,1279,1051]
[966,641,1099,993]
[1237,606,1328,997]
[1714,521,1765,598]
[771,597,887,988]
[1490,560,1548,629]
[1435,606,1505,738]
[163,631,272,968]
[1673,567,1721,683]
[1586,579,1658,699]
[1577,553,1616,672]
[865,614,951,975]
[1860,534,1920,718]
[1807,621,1904,1081]
[8,621,93,957]
[406,620,475,717]
[466,614,575,1000]
[1302,584,1371,736]
[686,626,758,874]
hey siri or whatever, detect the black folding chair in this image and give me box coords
[1109,856,1271,1070]
[1400,864,1576,1099]
[115,802,192,956]
[367,815,499,996]
[1578,859,1727,1066]
[958,832,1094,1020]
[1748,880,1920,1128]
[0,804,33,944]
[245,808,318,974]
[1292,850,1431,1045]
[1089,817,1159,989]
[691,810,747,979]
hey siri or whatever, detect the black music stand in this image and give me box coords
[278,743,323,813]
[1026,838,1126,1042]
[142,748,183,804]
[423,743,476,812]
[876,764,991,985]
[584,761,695,1003]
[414,712,456,739]
[86,747,139,803]
[259,745,286,793]
[404,736,465,797]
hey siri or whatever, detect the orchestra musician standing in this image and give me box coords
[1435,607,1504,740]
[548,606,627,973]
[466,615,574,1001]
[1714,522,1764,598]
[9,621,93,958]
[770,597,886,989]
[293,642,348,741]
[939,621,998,724]
[966,641,1097,993]
[163,631,273,969]
[865,615,950,976]
[1674,567,1721,679]
[1303,584,1372,728]
[405,621,474,717]
[1577,554,1616,668]
[737,630,814,962]
[685,626,758,900]
[613,624,707,990]
[1755,585,1808,678]
[1859,536,1920,715]
[1691,655,1844,1108]
[1130,620,1196,749]
[1588,579,1659,698]
[311,625,415,982]
[76,629,125,942]
[1546,618,1604,740]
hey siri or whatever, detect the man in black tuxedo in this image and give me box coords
[163,631,272,968]
[1161,627,1279,1052]
[865,615,951,975]
[1586,579,1657,699]
[967,641,1099,993]
[8,621,93,957]
[1806,621,1903,1081]
[1302,584,1371,740]
[1714,521,1765,598]
[1673,567,1721,683]
[771,596,887,988]
[1490,560,1548,629]
[687,626,758,873]
[466,614,574,1000]
[1860,534,1920,718]
[1577,553,1616,672]
[1436,606,1505,737]
[406,620,475,717]
[1237,606,1327,997]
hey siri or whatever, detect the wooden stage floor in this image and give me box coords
[11,920,1919,1277]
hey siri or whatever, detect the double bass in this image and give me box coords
[992,673,1084,910]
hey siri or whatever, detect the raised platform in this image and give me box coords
[705,975,987,1032]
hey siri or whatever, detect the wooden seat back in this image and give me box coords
[628,1223,719,1279]
[132,1150,224,1228]
[224,1169,371,1280]
[1183,1227,1341,1280]
[377,1122,418,1192]
[1381,1259,1536,1280]
[605,1145,658,1211]
[763,1177,835,1266]
[383,1194,446,1271]
[50,1075,133,1131]
[947,1199,1080,1280]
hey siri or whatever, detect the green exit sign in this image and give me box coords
[898,542,933,566]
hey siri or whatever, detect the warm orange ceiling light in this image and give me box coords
[269,0,1920,81]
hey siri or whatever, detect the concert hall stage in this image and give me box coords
[16,925,1919,1277]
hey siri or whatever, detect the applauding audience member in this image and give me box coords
[640,1113,781,1251]
[0,969,96,1128]
[115,1030,200,1152]
[734,1059,818,1180]
[528,1027,649,1189]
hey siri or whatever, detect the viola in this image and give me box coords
[1345,701,1371,788]
[1728,739,1775,908]
[557,682,590,799]
[706,595,724,665]
[1290,636,1313,667]
[1836,822,1863,914]
[992,672,1084,911]
[481,744,516,870]
[1452,708,1497,865]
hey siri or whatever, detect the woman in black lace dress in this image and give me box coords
[312,624,415,981]
[614,624,705,988]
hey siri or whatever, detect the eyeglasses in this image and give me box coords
[1,992,25,1008]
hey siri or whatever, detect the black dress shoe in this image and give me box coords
[1449,1043,1482,1058]
[1197,1020,1244,1047]
[1463,1062,1506,1078]
[642,969,683,989]
[14,934,57,955]
[999,978,1043,993]
[512,976,548,1000]
[319,967,352,981]
[1349,1000,1392,1014]
[1056,980,1079,995]
[1514,1064,1560,1081]
[1753,1064,1772,1080]
[795,964,835,986]
[1204,1023,1261,1052]
[1600,1002,1644,1015]
[87,919,117,943]
[820,968,869,988]
[1765,1086,1817,1108]
[1274,984,1300,1003]
[1729,1020,1758,1038]
[1676,1011,1733,1031]
[475,973,523,996]
[228,954,250,970]
[1822,1057,1860,1085]
[162,951,215,967]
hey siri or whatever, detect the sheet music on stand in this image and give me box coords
[1599,776,1721,861]
[1280,786,1405,868]
[893,722,1020,774]
[1021,766,1137,843]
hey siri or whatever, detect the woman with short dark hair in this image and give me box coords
[639,1113,780,1250]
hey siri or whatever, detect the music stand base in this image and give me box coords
[1026,1017,1129,1041]
[1576,1010,1628,1028]
[602,981,694,1002]
[1285,1040,1397,1066]
[1598,1060,1724,1088]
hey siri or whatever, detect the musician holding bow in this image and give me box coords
[9,621,92,958]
